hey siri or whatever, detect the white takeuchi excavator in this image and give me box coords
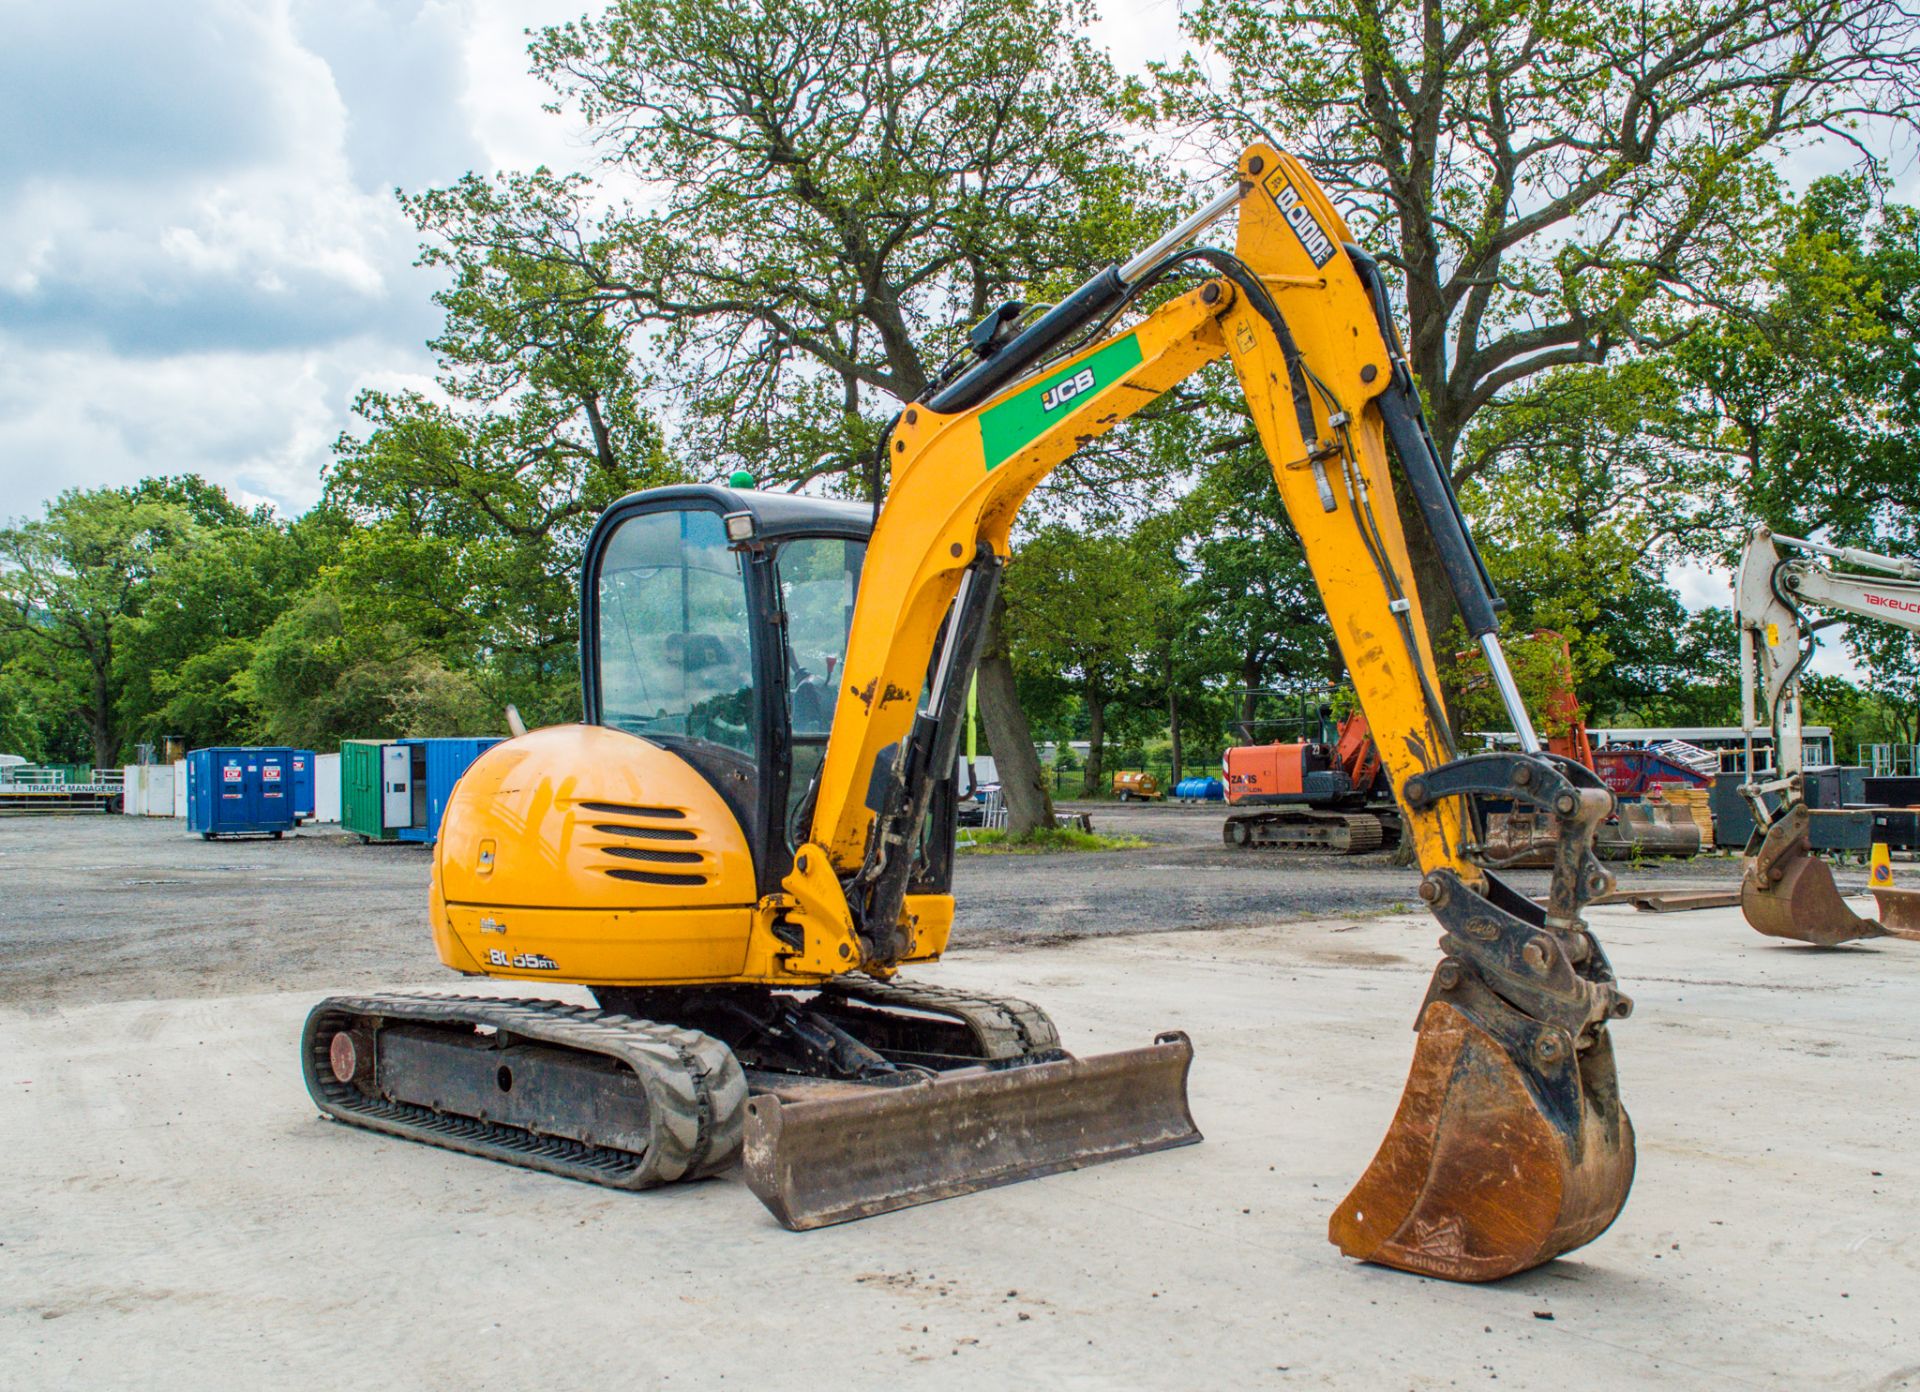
[1736,524,1920,942]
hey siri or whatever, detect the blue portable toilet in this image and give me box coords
[290,749,316,823]
[185,747,300,839]
[391,737,502,844]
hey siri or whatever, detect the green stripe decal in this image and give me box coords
[978,333,1145,470]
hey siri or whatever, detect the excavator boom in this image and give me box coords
[757,145,1635,1278]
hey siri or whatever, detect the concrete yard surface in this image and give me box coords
[5,903,1917,1390]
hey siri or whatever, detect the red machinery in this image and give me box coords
[1480,635,1702,863]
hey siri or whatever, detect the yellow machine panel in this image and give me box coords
[432,724,760,983]
[429,723,958,985]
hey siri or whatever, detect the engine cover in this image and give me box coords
[430,724,761,984]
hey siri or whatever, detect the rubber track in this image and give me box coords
[302,993,748,1190]
[1228,811,1384,855]
[819,977,1062,1059]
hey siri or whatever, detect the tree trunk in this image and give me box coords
[1238,652,1262,738]
[89,661,114,770]
[975,592,1053,837]
[1167,679,1183,787]
[1081,694,1105,798]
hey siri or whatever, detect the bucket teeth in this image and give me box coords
[742,1033,1200,1230]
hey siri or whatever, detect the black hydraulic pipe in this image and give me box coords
[924,268,1131,416]
[858,550,1004,956]
[1345,244,1505,638]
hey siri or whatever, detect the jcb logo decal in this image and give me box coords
[1269,177,1337,267]
[1041,367,1096,413]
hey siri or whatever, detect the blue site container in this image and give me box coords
[1174,776,1225,802]
[290,749,316,822]
[393,737,502,844]
[185,747,299,839]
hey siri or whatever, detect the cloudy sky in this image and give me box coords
[0,0,1182,521]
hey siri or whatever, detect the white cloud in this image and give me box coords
[0,336,437,519]
[458,0,597,175]
[0,0,576,518]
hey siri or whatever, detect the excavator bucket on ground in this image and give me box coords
[1612,802,1703,857]
[1482,806,1700,866]
[1741,805,1889,946]
[742,1033,1200,1229]
[1330,994,1635,1281]
[1330,759,1637,1282]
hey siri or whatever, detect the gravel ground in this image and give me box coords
[0,803,1793,1010]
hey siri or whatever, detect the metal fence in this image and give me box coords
[1867,744,1920,778]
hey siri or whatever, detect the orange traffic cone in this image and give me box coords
[1871,842,1893,888]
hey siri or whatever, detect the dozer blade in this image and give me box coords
[741,1032,1199,1230]
[1873,886,1920,941]
[1331,996,1635,1282]
[1741,805,1886,946]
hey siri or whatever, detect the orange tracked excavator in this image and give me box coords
[1222,710,1402,853]
[303,145,1634,1281]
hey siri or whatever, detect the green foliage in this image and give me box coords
[0,483,201,765]
[957,826,1147,853]
[1163,0,1920,466]
[326,174,685,725]
[238,592,497,748]
[1004,524,1182,792]
[1443,629,1580,744]
[408,0,1178,492]
[1800,672,1916,760]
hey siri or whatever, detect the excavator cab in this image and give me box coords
[580,485,956,899]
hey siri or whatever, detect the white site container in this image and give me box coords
[122,764,180,816]
[150,763,175,816]
[313,751,342,823]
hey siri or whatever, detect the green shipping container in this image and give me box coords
[341,740,398,841]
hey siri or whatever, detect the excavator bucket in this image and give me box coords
[1478,810,1556,867]
[1330,994,1635,1282]
[1483,806,1700,867]
[1741,805,1887,946]
[741,1032,1199,1229]
[1610,802,1702,858]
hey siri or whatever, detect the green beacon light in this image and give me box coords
[728,470,757,490]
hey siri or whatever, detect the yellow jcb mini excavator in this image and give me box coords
[304,144,1635,1282]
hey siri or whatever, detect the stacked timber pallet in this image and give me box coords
[1653,785,1714,846]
